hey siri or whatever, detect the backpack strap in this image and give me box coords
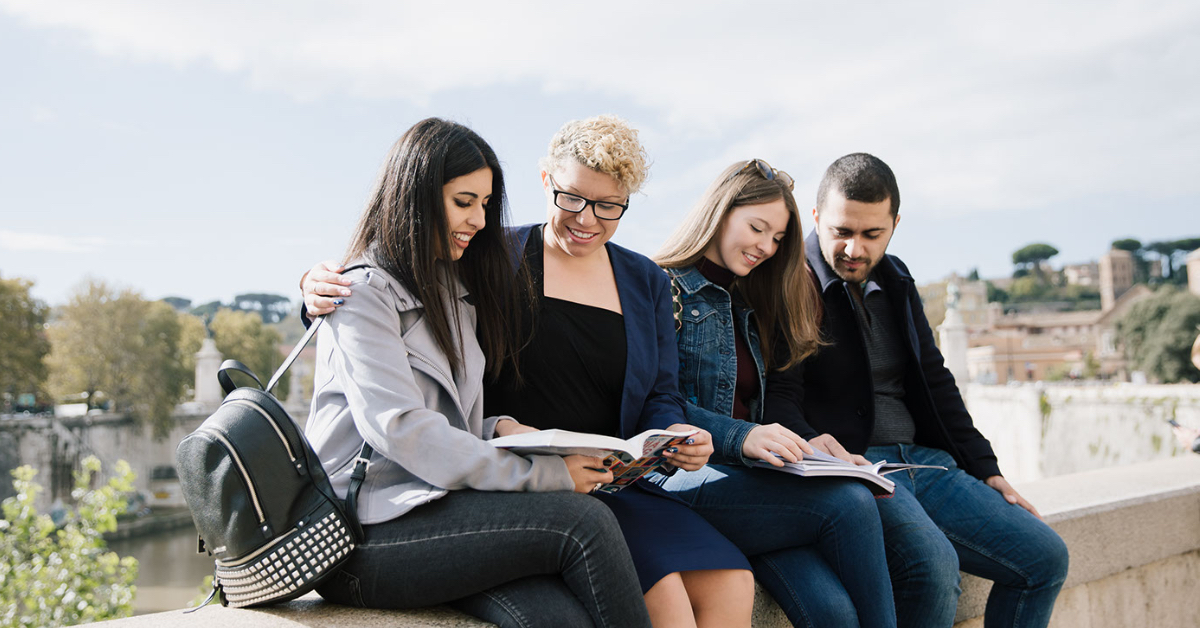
[343,441,373,541]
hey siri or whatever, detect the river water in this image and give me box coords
[107,525,216,615]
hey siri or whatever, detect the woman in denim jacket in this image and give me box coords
[653,160,897,628]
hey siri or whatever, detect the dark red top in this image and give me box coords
[696,258,758,421]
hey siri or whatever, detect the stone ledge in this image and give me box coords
[94,456,1200,627]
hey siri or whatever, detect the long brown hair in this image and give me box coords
[344,118,519,379]
[655,161,823,370]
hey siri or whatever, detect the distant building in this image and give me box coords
[1099,248,1134,312]
[918,274,990,334]
[965,285,1151,384]
[1063,262,1100,287]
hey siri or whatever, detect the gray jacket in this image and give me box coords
[305,263,574,525]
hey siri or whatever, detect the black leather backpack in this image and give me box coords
[176,315,372,608]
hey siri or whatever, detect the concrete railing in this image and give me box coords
[95,456,1200,628]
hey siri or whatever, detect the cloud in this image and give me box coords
[0,230,109,253]
[3,0,1199,218]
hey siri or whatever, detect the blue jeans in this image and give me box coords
[655,464,896,628]
[866,444,1069,628]
[316,490,651,628]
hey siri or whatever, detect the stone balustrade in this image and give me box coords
[93,455,1200,628]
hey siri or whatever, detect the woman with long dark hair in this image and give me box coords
[304,117,651,628]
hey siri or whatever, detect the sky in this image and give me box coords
[2,1,1198,307]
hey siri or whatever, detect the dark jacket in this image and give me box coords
[763,231,1001,480]
[512,224,686,437]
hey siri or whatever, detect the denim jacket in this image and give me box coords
[669,264,764,466]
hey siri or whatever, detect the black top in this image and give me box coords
[484,227,627,437]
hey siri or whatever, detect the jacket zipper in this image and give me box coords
[223,399,298,467]
[407,351,468,421]
[198,427,266,525]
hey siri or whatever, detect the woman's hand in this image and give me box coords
[743,423,815,466]
[494,418,539,438]
[809,433,872,465]
[661,424,713,471]
[301,260,353,317]
[563,455,615,493]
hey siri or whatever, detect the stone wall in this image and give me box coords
[965,383,1200,483]
[0,413,205,510]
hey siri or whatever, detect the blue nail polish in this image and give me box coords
[666,447,678,453]
[333,298,344,305]
[685,438,695,445]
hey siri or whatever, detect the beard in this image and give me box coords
[830,253,877,283]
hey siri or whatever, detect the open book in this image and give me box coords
[753,449,946,496]
[490,428,699,494]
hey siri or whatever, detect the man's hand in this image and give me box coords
[985,475,1042,520]
[1172,424,1200,451]
[301,260,353,317]
[494,418,539,438]
[661,424,713,471]
[743,424,814,466]
[808,433,871,465]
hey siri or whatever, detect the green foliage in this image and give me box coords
[46,279,193,437]
[1012,243,1059,285]
[231,293,293,324]
[0,457,138,627]
[1116,287,1200,383]
[985,281,1009,303]
[0,276,51,409]
[1008,276,1047,300]
[967,268,980,281]
[1111,238,1142,252]
[210,309,288,398]
[1012,243,1060,267]
[161,296,193,312]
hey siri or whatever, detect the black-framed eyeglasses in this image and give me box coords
[734,158,795,191]
[548,174,630,221]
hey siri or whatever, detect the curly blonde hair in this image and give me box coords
[539,114,649,195]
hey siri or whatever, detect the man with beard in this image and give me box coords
[764,153,1069,628]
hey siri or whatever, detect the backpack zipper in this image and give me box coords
[223,399,298,468]
[198,426,266,525]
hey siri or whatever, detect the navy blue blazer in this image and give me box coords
[511,224,687,438]
[763,231,1001,480]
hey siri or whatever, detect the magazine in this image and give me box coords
[490,428,699,494]
[753,449,946,496]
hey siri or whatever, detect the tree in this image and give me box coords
[46,280,192,437]
[232,293,293,324]
[0,276,50,411]
[1115,287,1200,383]
[967,268,980,282]
[1145,237,1200,285]
[209,309,288,398]
[1012,243,1059,283]
[161,296,193,311]
[1110,238,1141,252]
[0,457,138,627]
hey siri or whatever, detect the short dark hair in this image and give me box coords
[815,153,900,217]
[345,118,518,379]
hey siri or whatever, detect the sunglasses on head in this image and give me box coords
[734,158,794,191]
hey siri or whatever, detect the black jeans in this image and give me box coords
[317,490,651,628]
